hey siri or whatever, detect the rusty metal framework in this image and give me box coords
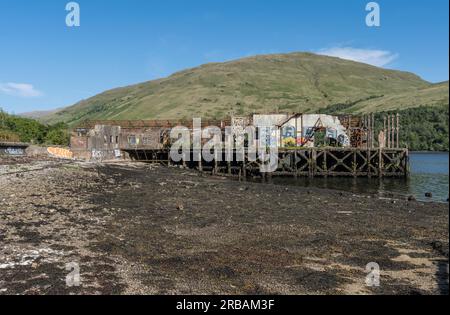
[76,119,231,129]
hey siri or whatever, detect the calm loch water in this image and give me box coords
[268,152,449,203]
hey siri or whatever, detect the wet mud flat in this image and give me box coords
[0,157,448,295]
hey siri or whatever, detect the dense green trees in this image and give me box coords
[0,109,70,145]
[383,106,449,151]
[319,104,448,151]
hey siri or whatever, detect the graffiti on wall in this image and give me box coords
[91,149,104,160]
[47,147,74,159]
[281,126,296,147]
[3,147,25,156]
[90,149,122,161]
[259,127,277,148]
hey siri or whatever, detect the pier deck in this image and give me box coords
[124,147,409,178]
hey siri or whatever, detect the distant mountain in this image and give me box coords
[20,108,62,120]
[40,52,449,125]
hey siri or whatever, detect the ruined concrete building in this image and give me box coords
[69,113,385,161]
[70,119,229,160]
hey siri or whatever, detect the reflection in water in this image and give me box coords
[264,152,449,202]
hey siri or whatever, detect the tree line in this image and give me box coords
[0,109,70,145]
[319,104,449,152]
[379,105,449,152]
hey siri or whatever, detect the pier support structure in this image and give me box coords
[125,147,409,178]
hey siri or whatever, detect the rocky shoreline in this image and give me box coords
[0,157,448,295]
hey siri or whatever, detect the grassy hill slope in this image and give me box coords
[350,81,449,113]
[41,52,446,125]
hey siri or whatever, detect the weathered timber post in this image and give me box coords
[214,149,219,175]
[396,113,400,149]
[366,114,369,149]
[293,151,298,178]
[378,147,383,178]
[267,169,272,182]
[310,148,316,178]
[370,113,375,149]
[242,152,247,178]
[405,149,410,177]
[391,115,395,148]
[198,150,202,172]
[142,149,148,162]
[182,150,187,168]
[387,115,391,148]
[368,114,371,149]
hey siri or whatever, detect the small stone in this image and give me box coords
[176,204,184,211]
[425,192,433,198]
[408,195,416,201]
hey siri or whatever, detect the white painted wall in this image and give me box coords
[252,114,350,148]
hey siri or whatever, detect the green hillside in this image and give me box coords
[346,81,449,113]
[40,52,448,125]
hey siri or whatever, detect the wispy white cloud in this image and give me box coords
[0,82,43,98]
[317,47,399,67]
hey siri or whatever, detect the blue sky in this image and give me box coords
[0,0,448,114]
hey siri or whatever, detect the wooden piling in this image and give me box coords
[396,113,400,149]
[198,150,202,172]
[378,147,383,178]
[391,115,395,150]
[127,147,409,178]
[387,115,391,148]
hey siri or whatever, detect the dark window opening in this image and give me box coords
[128,135,137,145]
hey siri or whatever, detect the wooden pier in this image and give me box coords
[124,147,409,178]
